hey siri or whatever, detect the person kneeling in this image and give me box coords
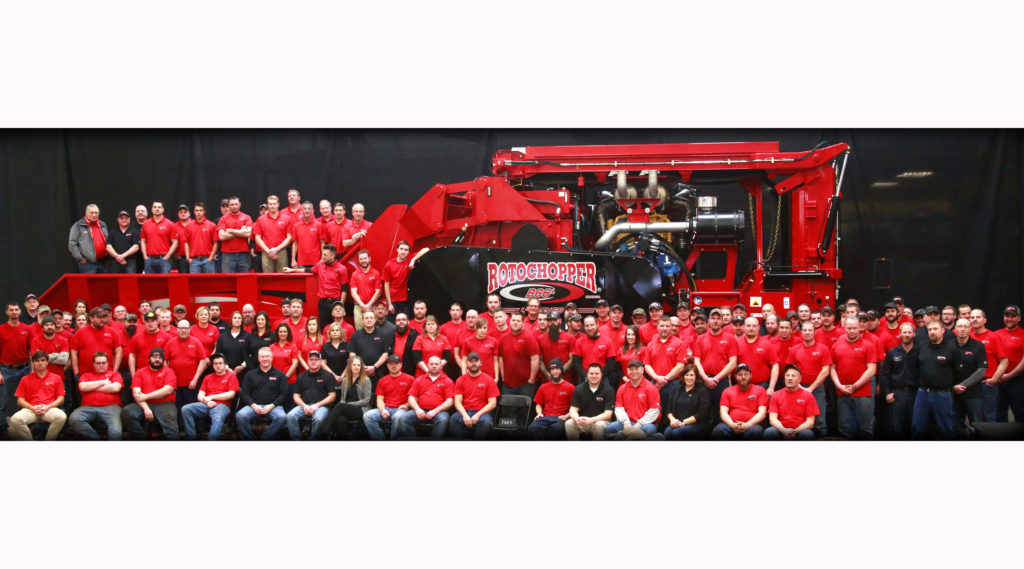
[763,364,818,441]
[711,363,768,440]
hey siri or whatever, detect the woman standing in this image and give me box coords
[247,311,274,370]
[614,325,646,386]
[296,316,325,374]
[327,355,373,439]
[214,311,251,377]
[320,322,349,380]
[411,315,451,376]
[190,306,220,357]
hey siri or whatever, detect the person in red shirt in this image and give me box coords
[289,201,322,269]
[164,319,210,410]
[180,353,239,440]
[189,306,221,356]
[140,201,179,274]
[320,202,351,251]
[970,308,1004,422]
[787,321,833,437]
[498,312,541,397]
[992,305,1024,422]
[573,315,617,388]
[769,319,800,366]
[412,315,452,376]
[490,311,512,342]
[815,306,844,347]
[282,188,303,225]
[736,317,780,394]
[439,303,465,348]
[830,316,877,440]
[605,360,661,439]
[349,249,382,326]
[383,241,427,321]
[598,304,628,349]
[764,364,819,440]
[644,317,687,391]
[253,194,294,273]
[183,202,219,273]
[458,318,499,381]
[535,312,575,384]
[528,359,574,440]
[285,244,350,326]
[120,347,178,440]
[448,352,500,439]
[172,204,193,274]
[710,363,768,440]
[127,311,173,377]
[692,308,739,424]
[340,203,373,257]
[295,316,325,375]
[271,323,300,386]
[67,351,123,440]
[395,356,455,438]
[406,301,428,335]
[675,302,698,346]
[363,354,415,440]
[521,298,542,334]
[639,302,664,344]
[8,351,67,440]
[216,196,254,274]
[29,316,69,386]
[1,301,35,427]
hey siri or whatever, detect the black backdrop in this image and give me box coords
[1,129,1021,318]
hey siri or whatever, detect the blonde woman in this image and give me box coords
[326,355,373,439]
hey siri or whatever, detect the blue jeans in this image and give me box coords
[810,384,827,437]
[78,260,106,273]
[605,421,658,439]
[448,410,494,440]
[395,409,450,439]
[68,404,123,440]
[221,252,250,274]
[363,407,408,440]
[837,395,874,440]
[235,405,286,440]
[911,389,955,440]
[286,405,330,440]
[888,388,917,440]
[954,395,983,432]
[664,424,706,440]
[0,363,31,432]
[121,402,179,440]
[182,402,232,440]
[527,416,566,440]
[144,257,171,274]
[706,376,730,426]
[981,383,999,422]
[710,422,764,440]
[190,259,215,273]
[763,426,816,440]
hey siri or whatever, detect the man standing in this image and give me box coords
[183,202,219,273]
[347,311,392,386]
[163,319,209,411]
[70,307,123,383]
[763,364,819,440]
[363,354,415,440]
[252,194,293,273]
[457,319,499,381]
[285,244,349,325]
[349,250,382,326]
[341,203,373,256]
[320,202,351,251]
[639,302,664,344]
[448,352,499,440]
[68,203,109,273]
[121,347,179,440]
[692,308,739,424]
[992,305,1024,422]
[710,363,768,440]
[605,359,661,440]
[572,315,617,388]
[535,312,574,384]
[172,205,193,273]
[67,351,123,440]
[643,316,688,391]
[912,320,963,440]
[878,323,918,440]
[952,318,987,435]
[736,316,780,394]
[236,346,289,440]
[528,359,574,440]
[217,196,254,273]
[181,353,239,440]
[383,241,426,321]
[969,308,1004,422]
[140,201,179,274]
[830,316,877,440]
[29,315,70,411]
[497,312,541,397]
[395,356,455,438]
[565,363,616,440]
[8,351,67,440]
[289,201,322,270]
[0,301,34,432]
[127,311,173,377]
[105,210,141,273]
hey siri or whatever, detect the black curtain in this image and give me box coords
[1,129,1021,319]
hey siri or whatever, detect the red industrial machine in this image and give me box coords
[356,140,850,316]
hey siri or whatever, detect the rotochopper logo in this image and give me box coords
[486,261,597,303]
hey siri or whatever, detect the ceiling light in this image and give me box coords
[896,171,933,178]
[870,181,899,188]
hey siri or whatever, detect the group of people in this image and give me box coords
[3,272,1021,440]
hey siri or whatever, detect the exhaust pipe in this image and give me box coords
[595,221,694,250]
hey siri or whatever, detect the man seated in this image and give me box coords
[181,353,240,440]
[286,350,336,440]
[605,359,661,440]
[448,352,499,440]
[121,347,178,440]
[764,364,819,440]
[565,363,616,440]
[236,346,289,440]
[363,355,415,440]
[395,356,454,438]
[711,363,768,440]
[67,351,123,440]
[527,359,575,440]
[8,351,67,440]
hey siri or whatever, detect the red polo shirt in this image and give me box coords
[174,220,192,257]
[0,321,32,365]
[70,325,120,375]
[164,335,208,387]
[769,386,820,429]
[413,334,450,366]
[320,218,350,250]
[830,336,874,397]
[460,335,499,377]
[498,330,540,388]
[615,379,661,422]
[769,335,800,363]
[311,260,349,299]
[349,267,382,305]
[573,333,617,369]
[78,369,123,407]
[786,341,833,386]
[692,331,739,375]
[253,212,293,249]
[30,334,69,378]
[270,342,300,383]
[290,217,322,265]
[189,324,220,355]
[455,372,499,410]
[720,383,768,422]
[971,329,1003,378]
[141,217,177,256]
[15,371,65,406]
[185,219,219,257]
[216,212,253,253]
[536,329,573,372]
[409,373,455,409]
[736,335,778,385]
[598,322,628,350]
[995,326,1024,371]
[127,330,173,369]
[199,371,240,406]
[643,335,688,377]
[376,372,415,408]
[382,258,411,303]
[534,380,574,416]
[132,366,177,403]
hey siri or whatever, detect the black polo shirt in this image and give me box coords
[916,339,962,390]
[955,337,987,399]
[295,368,336,404]
[240,366,288,406]
[880,344,919,393]
[107,225,141,259]
[348,327,392,371]
[211,319,230,334]
[914,326,954,349]
[570,381,616,418]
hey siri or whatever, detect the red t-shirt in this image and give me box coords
[439,320,465,348]
[786,341,833,386]
[971,329,1003,378]
[995,326,1024,371]
[769,335,800,363]
[0,321,32,365]
[174,220,192,257]
[830,336,875,397]
[141,217,178,256]
[614,346,645,386]
[409,373,455,409]
[677,323,698,346]
[78,370,123,407]
[598,323,628,350]
[491,326,512,343]
[311,260,349,299]
[461,335,499,377]
[282,317,308,347]
[644,335,688,377]
[297,334,323,364]
[15,371,65,406]
[693,331,739,375]
[573,333,617,369]
[252,212,293,249]
[814,326,844,347]
[290,217,323,265]
[185,219,219,257]
[769,386,820,428]
[270,342,300,383]
[860,333,885,363]
[164,335,208,387]
[216,212,253,253]
[70,325,120,375]
[455,372,500,410]
[349,267,382,305]
[376,372,416,408]
[128,330,173,369]
[736,335,778,385]
[615,379,661,422]
[536,329,574,372]
[199,371,240,406]
[341,219,373,253]
[320,218,350,250]
[534,380,574,416]
[30,334,69,378]
[382,258,411,303]
[408,319,426,336]
[498,331,540,388]
[189,324,220,355]
[132,366,177,404]
[719,384,769,422]
[413,334,450,366]
[638,321,659,345]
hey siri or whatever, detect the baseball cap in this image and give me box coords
[37,305,51,314]
[914,309,927,317]
[883,302,897,309]
[466,352,481,361]
[548,358,563,369]
[173,304,187,312]
[735,363,751,372]
[610,304,623,312]
[149,347,165,357]
[1005,305,1021,316]
[220,198,229,206]
[40,315,56,326]
[565,302,578,310]
[281,298,291,307]
[891,296,905,304]
[386,354,402,364]
[24,293,37,301]
[595,299,609,307]
[177,204,189,211]
[545,312,559,320]
[925,305,940,315]
[677,301,690,310]
[632,308,647,316]
[117,210,130,217]
[731,315,744,324]
[143,311,157,321]
[627,359,644,368]
[99,303,112,312]
[125,313,138,322]
[856,312,869,321]
[568,314,582,322]
[709,308,723,317]
[691,311,707,322]
[784,363,802,375]
[866,310,880,320]
[733,303,746,311]
[649,302,663,310]
[307,350,322,359]
[331,301,344,310]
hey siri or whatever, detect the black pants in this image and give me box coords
[318,297,340,329]
[327,402,365,439]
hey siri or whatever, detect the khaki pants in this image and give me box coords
[262,251,289,273]
[8,407,67,440]
[564,419,610,440]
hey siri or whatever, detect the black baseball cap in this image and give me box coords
[914,309,927,317]
[627,359,644,368]
[735,363,751,372]
[307,350,322,359]
[548,358,563,369]
[386,354,402,364]
[178,204,189,211]
[883,302,897,309]
[595,299,609,307]
[891,296,905,304]
[610,304,623,312]
[466,352,481,361]
[691,311,707,322]
[143,311,158,321]
[925,305,940,315]
[649,302,663,310]
[784,363,802,375]
[1006,305,1021,316]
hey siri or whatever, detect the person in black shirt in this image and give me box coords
[320,322,350,379]
[105,210,141,273]
[914,306,955,348]
[348,311,392,389]
[215,311,252,378]
[247,311,274,370]
[911,320,962,440]
[565,363,616,440]
[236,346,288,440]
[285,350,336,440]
[663,364,710,440]
[879,322,919,440]
[951,318,987,435]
